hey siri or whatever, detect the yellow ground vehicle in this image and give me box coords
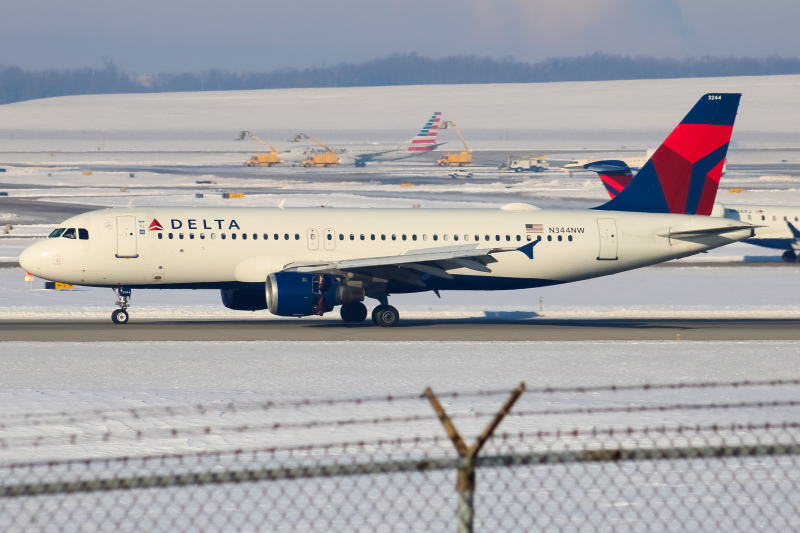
[435,121,472,167]
[237,131,282,167]
[291,133,340,167]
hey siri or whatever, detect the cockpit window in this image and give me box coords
[62,228,77,239]
[48,228,65,238]
[78,228,89,240]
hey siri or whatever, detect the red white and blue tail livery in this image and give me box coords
[404,112,442,153]
[596,93,740,216]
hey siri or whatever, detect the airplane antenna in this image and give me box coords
[278,199,286,209]
[125,199,133,208]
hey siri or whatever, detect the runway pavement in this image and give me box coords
[1,318,799,342]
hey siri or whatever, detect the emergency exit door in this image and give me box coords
[596,218,618,260]
[116,216,138,258]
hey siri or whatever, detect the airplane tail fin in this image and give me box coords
[595,93,741,215]
[584,160,634,199]
[403,112,442,152]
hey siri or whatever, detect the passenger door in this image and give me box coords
[596,218,618,260]
[116,216,138,258]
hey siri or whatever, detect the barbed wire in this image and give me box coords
[3,420,800,472]
[2,399,799,452]
[1,379,796,431]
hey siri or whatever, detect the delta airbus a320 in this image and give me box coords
[21,93,752,326]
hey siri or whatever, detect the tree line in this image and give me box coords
[2,54,799,105]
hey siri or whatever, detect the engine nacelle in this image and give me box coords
[266,272,364,317]
[220,288,268,311]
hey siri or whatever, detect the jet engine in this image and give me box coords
[220,288,268,311]
[266,272,364,317]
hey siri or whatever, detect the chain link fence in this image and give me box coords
[2,380,800,531]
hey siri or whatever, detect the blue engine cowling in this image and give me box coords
[266,272,344,317]
[220,288,268,311]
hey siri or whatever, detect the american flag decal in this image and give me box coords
[525,224,543,233]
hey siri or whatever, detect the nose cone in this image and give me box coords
[19,241,43,272]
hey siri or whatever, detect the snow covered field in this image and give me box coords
[1,78,800,468]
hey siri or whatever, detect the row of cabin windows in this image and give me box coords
[747,214,800,222]
[154,232,573,243]
[157,232,545,242]
[48,228,89,240]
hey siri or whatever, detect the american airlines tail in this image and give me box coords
[596,93,740,216]
[399,111,442,153]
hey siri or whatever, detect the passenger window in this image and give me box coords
[179,233,184,240]
[48,228,65,238]
[339,234,344,240]
[242,233,247,240]
[381,234,386,241]
[402,235,407,241]
[444,235,448,241]
[495,235,500,241]
[327,234,332,241]
[200,233,205,240]
[350,234,355,240]
[371,234,375,241]
[253,233,257,240]
[537,236,542,241]
[232,233,237,240]
[558,235,562,241]
[423,234,428,241]
[516,235,521,241]
[222,233,227,240]
[360,234,365,241]
[211,233,216,239]
[475,235,479,241]
[412,235,417,241]
[392,234,396,241]
[485,235,490,241]
[309,234,315,241]
[454,235,459,241]
[773,216,777,221]
[295,234,300,240]
[275,234,279,240]
[433,235,438,241]
[568,235,573,241]
[78,228,89,240]
[547,235,552,241]
[189,233,195,240]
[527,235,532,241]
[748,215,751,221]
[158,233,163,240]
[762,216,765,221]
[795,217,798,222]
[62,228,76,239]
[284,234,289,240]
[264,233,269,240]
[169,233,174,239]
[506,235,511,241]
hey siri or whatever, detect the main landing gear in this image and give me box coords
[111,286,131,324]
[338,299,400,327]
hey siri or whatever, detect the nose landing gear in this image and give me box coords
[111,286,131,324]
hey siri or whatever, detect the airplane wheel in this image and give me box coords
[372,305,399,327]
[340,302,368,323]
[782,251,797,263]
[111,309,129,324]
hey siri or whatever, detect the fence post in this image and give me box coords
[425,382,526,533]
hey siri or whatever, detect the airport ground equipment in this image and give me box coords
[236,131,282,167]
[500,155,549,173]
[436,121,472,167]
[290,134,340,167]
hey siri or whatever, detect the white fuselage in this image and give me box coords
[279,143,420,164]
[20,206,751,294]
[717,204,800,251]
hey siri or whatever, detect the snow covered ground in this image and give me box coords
[1,78,800,466]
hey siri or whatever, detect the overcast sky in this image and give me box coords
[3,0,798,73]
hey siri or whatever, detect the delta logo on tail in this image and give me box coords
[583,160,634,199]
[595,93,740,216]
[407,112,441,152]
[148,219,163,231]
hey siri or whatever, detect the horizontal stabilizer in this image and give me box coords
[667,224,755,239]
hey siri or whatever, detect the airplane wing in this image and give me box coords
[282,242,537,287]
